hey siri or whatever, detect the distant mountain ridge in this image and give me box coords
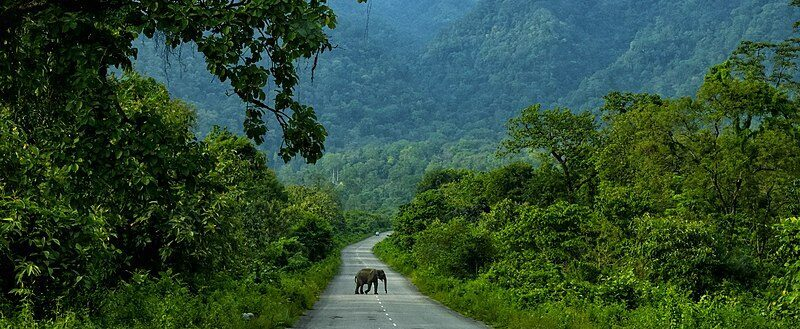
[136,0,795,149]
[419,0,797,121]
[281,0,799,213]
[134,1,798,212]
[303,0,798,150]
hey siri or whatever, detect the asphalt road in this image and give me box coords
[291,233,488,329]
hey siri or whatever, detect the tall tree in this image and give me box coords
[499,105,598,203]
[0,0,365,163]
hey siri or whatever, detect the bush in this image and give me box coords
[770,217,800,320]
[595,182,655,231]
[494,202,594,265]
[632,214,721,295]
[285,209,335,263]
[412,218,494,278]
[393,190,450,249]
[483,252,563,306]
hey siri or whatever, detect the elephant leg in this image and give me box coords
[373,281,379,294]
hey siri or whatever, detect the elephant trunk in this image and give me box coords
[383,278,387,293]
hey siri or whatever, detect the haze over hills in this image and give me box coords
[133,0,798,212]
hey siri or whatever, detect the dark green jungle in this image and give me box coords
[2,0,800,328]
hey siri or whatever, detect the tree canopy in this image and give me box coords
[0,0,365,163]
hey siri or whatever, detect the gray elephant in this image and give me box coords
[354,268,387,294]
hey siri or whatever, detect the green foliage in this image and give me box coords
[412,218,494,278]
[2,73,227,309]
[482,162,535,204]
[379,24,800,326]
[286,186,346,233]
[378,239,797,329]
[278,138,512,214]
[500,106,598,203]
[286,209,334,263]
[393,190,451,249]
[771,217,800,319]
[0,72,360,325]
[632,215,720,295]
[0,0,357,163]
[594,182,656,231]
[0,252,343,328]
[416,168,473,194]
[494,202,594,266]
[343,211,392,235]
[0,196,116,309]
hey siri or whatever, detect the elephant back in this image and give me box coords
[357,268,376,281]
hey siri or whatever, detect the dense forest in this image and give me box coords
[3,0,800,328]
[0,1,388,327]
[132,0,798,214]
[376,35,800,327]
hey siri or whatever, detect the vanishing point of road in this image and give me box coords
[291,233,488,329]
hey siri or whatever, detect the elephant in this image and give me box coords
[354,268,387,294]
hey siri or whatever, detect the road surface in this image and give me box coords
[291,233,488,329]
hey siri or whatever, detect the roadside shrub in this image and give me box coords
[770,217,800,320]
[632,214,720,295]
[286,209,334,263]
[393,190,450,249]
[483,252,562,306]
[0,198,115,312]
[413,218,494,278]
[495,202,594,264]
[593,270,642,309]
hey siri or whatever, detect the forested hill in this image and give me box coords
[420,0,798,125]
[132,0,480,149]
[133,0,797,213]
[136,0,796,147]
[304,0,797,147]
